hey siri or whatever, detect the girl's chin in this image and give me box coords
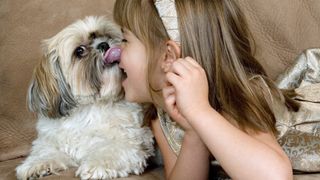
[124,93,137,103]
[123,94,131,101]
[123,91,143,103]
[121,83,134,102]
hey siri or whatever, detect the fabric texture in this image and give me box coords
[237,0,320,79]
[157,108,184,155]
[275,49,320,172]
[1,0,320,179]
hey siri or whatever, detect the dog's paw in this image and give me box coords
[16,160,69,180]
[76,163,130,180]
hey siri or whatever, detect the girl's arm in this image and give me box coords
[151,118,210,180]
[165,57,293,180]
[187,107,292,180]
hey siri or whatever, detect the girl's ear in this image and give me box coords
[161,40,181,72]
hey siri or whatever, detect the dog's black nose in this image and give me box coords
[97,42,110,52]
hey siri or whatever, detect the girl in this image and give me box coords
[114,0,297,179]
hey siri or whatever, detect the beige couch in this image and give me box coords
[0,0,319,179]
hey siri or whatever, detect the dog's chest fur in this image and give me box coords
[35,100,145,162]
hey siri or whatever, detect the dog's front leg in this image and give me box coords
[16,139,77,180]
[75,144,150,180]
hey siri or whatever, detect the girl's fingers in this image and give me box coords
[169,57,201,78]
[165,93,175,107]
[162,86,175,98]
[184,56,201,68]
[170,59,190,77]
[166,72,181,87]
[163,85,187,128]
[176,58,193,70]
[164,94,176,114]
[165,94,185,126]
[163,86,178,118]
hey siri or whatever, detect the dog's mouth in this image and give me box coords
[103,47,121,66]
[120,68,128,81]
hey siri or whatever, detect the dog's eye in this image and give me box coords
[74,45,87,58]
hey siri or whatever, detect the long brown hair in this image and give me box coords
[114,0,298,134]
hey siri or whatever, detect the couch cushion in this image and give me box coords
[237,0,320,79]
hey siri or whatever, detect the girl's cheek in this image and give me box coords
[119,52,126,68]
[120,50,126,61]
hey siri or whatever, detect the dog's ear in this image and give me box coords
[27,49,77,119]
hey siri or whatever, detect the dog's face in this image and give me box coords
[28,16,123,118]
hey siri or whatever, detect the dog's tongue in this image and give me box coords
[104,47,121,64]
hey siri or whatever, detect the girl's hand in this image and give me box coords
[164,57,211,122]
[162,85,193,131]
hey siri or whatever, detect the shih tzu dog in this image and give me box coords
[16,16,154,180]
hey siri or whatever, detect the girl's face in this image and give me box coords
[119,29,153,103]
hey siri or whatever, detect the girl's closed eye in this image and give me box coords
[121,39,128,43]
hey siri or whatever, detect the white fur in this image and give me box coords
[17,102,154,180]
[16,16,154,180]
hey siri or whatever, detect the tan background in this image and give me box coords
[0,0,320,179]
[239,0,320,78]
[0,0,116,161]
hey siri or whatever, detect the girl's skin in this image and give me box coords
[120,29,293,180]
